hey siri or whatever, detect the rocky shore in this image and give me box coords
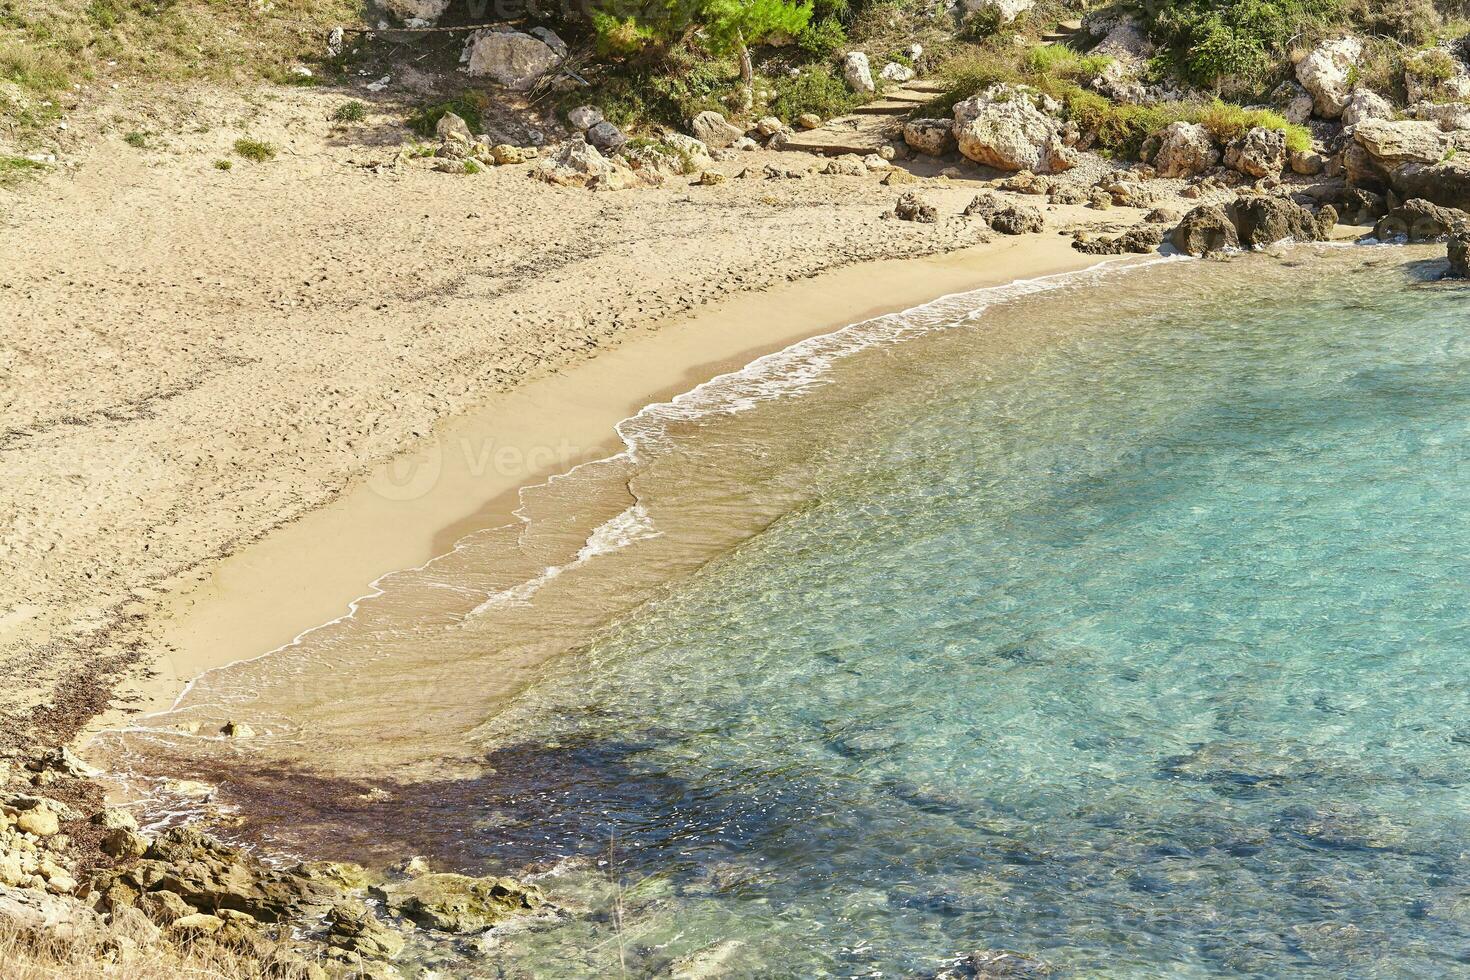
[2,744,553,977]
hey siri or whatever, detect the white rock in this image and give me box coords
[962,0,1034,25]
[0,884,101,942]
[1151,121,1219,178]
[383,0,448,24]
[1268,80,1315,125]
[906,43,923,60]
[1408,100,1470,132]
[690,110,743,149]
[880,62,916,83]
[463,30,561,90]
[529,27,568,58]
[951,83,1073,173]
[1341,89,1393,127]
[1295,37,1363,119]
[1223,127,1286,178]
[567,105,603,131]
[843,52,875,94]
[904,117,956,156]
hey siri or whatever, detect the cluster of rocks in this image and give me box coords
[424,111,541,175]
[0,745,548,978]
[841,46,922,94]
[902,83,1078,175]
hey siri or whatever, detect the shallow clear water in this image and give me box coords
[471,248,1470,977]
[105,247,1470,977]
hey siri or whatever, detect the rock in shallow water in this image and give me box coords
[370,871,543,933]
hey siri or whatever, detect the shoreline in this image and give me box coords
[89,232,1148,741]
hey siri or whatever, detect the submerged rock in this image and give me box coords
[1448,229,1470,277]
[371,871,543,933]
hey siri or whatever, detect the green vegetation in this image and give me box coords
[0,152,48,187]
[409,95,488,138]
[768,63,864,121]
[233,137,276,162]
[331,100,367,124]
[0,0,360,134]
[213,158,232,170]
[929,43,1310,160]
[122,129,150,148]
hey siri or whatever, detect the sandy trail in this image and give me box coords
[0,84,1164,749]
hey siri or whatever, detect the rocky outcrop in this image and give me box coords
[1227,195,1329,248]
[894,192,938,223]
[384,0,449,25]
[1295,37,1362,119]
[952,84,1074,173]
[1341,89,1392,127]
[1269,80,1315,125]
[904,118,956,157]
[463,29,563,90]
[1407,101,1470,132]
[1338,187,1389,224]
[1072,223,1166,255]
[1448,229,1470,277]
[690,110,743,149]
[843,52,875,93]
[1171,205,1240,256]
[1370,198,1470,241]
[0,884,102,941]
[370,872,543,933]
[1151,122,1218,178]
[962,0,1034,24]
[1352,119,1447,170]
[1224,127,1286,179]
[1405,47,1470,105]
[1389,160,1470,210]
[963,194,1043,234]
[535,136,639,188]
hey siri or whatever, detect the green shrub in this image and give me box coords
[1144,0,1341,89]
[233,137,277,162]
[796,18,848,58]
[1407,48,1455,84]
[213,159,233,171]
[1023,45,1112,82]
[409,95,487,138]
[123,130,150,148]
[332,100,367,124]
[769,63,864,121]
[0,153,48,188]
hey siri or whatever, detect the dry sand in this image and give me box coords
[0,84,1178,751]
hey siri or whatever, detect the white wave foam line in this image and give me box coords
[96,251,1182,747]
[468,503,661,614]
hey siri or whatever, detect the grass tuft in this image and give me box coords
[233,137,277,162]
[331,100,366,124]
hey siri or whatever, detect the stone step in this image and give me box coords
[851,100,923,116]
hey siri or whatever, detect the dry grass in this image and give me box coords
[0,922,325,980]
[0,0,364,133]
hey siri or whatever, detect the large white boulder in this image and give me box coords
[1223,127,1286,178]
[1295,37,1362,119]
[689,110,743,148]
[962,0,1034,25]
[1268,80,1315,125]
[384,0,449,25]
[1341,89,1393,127]
[1353,118,1449,168]
[844,52,875,93]
[1151,122,1219,178]
[463,29,563,90]
[951,83,1073,173]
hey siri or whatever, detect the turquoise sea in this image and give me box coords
[111,246,1470,977]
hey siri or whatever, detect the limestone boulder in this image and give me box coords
[0,884,102,941]
[1390,160,1470,210]
[1152,122,1218,178]
[1296,37,1363,119]
[371,872,543,933]
[1353,119,1447,170]
[894,192,938,223]
[1227,195,1327,248]
[951,84,1073,173]
[962,0,1034,25]
[1340,89,1392,127]
[383,0,448,25]
[690,110,743,149]
[1448,229,1470,277]
[844,52,875,93]
[904,118,956,156]
[463,29,562,90]
[1224,127,1286,179]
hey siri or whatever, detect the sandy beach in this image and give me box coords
[0,84,1174,753]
